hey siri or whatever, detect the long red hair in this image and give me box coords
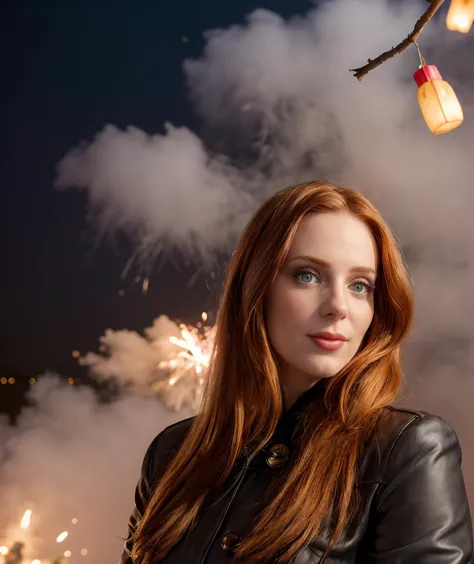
[131,181,414,563]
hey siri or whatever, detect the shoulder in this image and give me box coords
[369,406,462,482]
[154,416,196,453]
[359,411,472,560]
[377,406,460,451]
[141,416,196,486]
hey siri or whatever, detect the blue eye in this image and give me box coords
[350,281,375,295]
[294,269,319,285]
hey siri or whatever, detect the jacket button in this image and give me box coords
[221,532,241,553]
[266,443,290,468]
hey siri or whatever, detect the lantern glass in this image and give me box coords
[417,79,464,135]
[446,0,474,33]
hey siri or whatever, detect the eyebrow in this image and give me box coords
[288,255,377,275]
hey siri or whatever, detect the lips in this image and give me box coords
[308,331,348,352]
[309,335,346,352]
[309,331,348,341]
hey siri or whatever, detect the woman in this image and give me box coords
[121,181,473,563]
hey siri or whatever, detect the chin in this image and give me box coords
[303,357,348,379]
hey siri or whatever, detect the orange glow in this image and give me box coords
[446,0,474,33]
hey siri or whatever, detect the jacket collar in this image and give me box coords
[275,377,328,437]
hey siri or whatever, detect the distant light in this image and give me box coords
[8,377,15,384]
[64,550,72,557]
[72,350,80,358]
[118,289,125,297]
[68,378,75,385]
[446,0,474,33]
[80,548,88,556]
[0,546,8,555]
[0,377,7,385]
[31,560,42,564]
[56,531,69,543]
[29,377,36,384]
[72,517,78,524]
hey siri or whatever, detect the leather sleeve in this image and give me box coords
[365,414,473,563]
[120,432,163,564]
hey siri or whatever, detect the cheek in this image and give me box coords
[267,284,309,328]
[352,301,375,338]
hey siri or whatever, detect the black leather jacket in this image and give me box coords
[121,384,473,563]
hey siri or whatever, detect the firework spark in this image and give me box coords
[20,509,32,530]
[55,532,68,544]
[151,312,215,411]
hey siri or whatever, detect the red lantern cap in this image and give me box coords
[413,64,442,87]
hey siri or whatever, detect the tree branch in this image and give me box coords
[349,0,445,81]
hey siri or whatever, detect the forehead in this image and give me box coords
[287,211,377,268]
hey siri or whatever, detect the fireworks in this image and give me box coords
[1,313,216,562]
[151,312,216,411]
[78,310,217,411]
[0,510,86,564]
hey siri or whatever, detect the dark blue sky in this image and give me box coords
[1,0,313,414]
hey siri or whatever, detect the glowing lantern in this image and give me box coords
[446,0,474,33]
[413,65,463,135]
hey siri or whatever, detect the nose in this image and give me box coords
[319,286,348,320]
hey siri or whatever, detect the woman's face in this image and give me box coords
[265,211,377,396]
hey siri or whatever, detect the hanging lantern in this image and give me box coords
[413,65,464,135]
[446,0,474,34]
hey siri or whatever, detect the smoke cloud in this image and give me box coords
[2,0,473,561]
[0,371,193,563]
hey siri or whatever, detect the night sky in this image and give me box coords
[1,0,313,419]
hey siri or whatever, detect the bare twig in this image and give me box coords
[349,0,445,81]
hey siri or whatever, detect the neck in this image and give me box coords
[279,367,322,411]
